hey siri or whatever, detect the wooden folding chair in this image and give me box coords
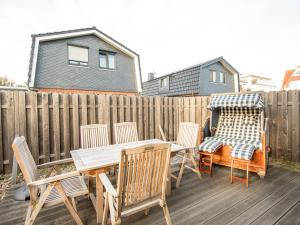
[100,143,172,225]
[114,122,138,144]
[160,122,202,188]
[80,124,109,148]
[12,136,88,225]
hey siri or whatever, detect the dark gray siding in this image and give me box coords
[199,62,235,96]
[142,61,236,96]
[35,34,137,92]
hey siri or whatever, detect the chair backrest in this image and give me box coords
[11,136,38,184]
[215,108,262,142]
[116,143,171,216]
[176,122,199,148]
[80,124,109,148]
[114,122,138,144]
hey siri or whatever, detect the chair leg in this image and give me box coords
[55,182,83,225]
[189,152,202,180]
[246,162,249,188]
[176,153,187,188]
[144,208,150,216]
[71,197,77,212]
[209,154,213,176]
[230,159,234,184]
[162,204,172,225]
[26,184,54,225]
[102,193,109,225]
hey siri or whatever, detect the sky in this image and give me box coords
[0,0,299,88]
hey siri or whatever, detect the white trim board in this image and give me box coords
[29,29,142,92]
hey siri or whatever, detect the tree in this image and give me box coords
[0,76,15,86]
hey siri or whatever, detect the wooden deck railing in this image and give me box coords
[0,90,299,174]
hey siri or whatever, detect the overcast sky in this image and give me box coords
[0,0,299,88]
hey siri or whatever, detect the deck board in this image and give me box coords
[0,165,299,225]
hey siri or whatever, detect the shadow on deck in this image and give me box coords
[0,165,300,225]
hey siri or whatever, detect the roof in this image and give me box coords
[28,26,142,91]
[281,66,300,90]
[240,74,272,80]
[143,56,239,83]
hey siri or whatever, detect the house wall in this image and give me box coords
[142,61,237,96]
[199,62,236,96]
[142,66,201,96]
[34,35,137,93]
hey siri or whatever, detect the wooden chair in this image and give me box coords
[100,143,172,225]
[160,122,202,188]
[114,122,138,144]
[12,136,88,225]
[81,124,109,148]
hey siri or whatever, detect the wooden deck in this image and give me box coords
[0,165,300,225]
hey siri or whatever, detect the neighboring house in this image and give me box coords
[240,74,277,92]
[28,27,142,95]
[281,66,300,90]
[142,57,239,96]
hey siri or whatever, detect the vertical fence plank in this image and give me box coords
[132,96,137,128]
[144,97,149,140]
[190,97,196,122]
[112,95,117,143]
[125,96,131,122]
[30,92,39,163]
[63,94,70,158]
[104,95,111,143]
[155,96,162,139]
[184,97,189,122]
[163,97,169,140]
[138,96,143,140]
[291,90,299,162]
[89,94,96,124]
[168,98,173,141]
[81,94,88,126]
[53,93,60,160]
[270,91,278,159]
[72,94,80,149]
[42,93,50,162]
[119,96,124,122]
[0,93,3,173]
[149,96,154,139]
[18,92,26,137]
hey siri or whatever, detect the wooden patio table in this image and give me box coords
[70,139,188,223]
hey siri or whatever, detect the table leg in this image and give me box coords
[96,172,103,223]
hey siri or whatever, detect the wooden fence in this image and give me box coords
[0,90,299,174]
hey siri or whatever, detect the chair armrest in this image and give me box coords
[28,171,80,186]
[99,173,118,198]
[37,158,73,169]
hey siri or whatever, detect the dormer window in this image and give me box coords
[99,50,116,69]
[159,76,169,91]
[68,45,89,66]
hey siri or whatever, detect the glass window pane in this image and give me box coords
[212,71,216,82]
[108,54,115,69]
[220,72,225,83]
[99,54,107,68]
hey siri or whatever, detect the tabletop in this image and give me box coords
[71,139,186,172]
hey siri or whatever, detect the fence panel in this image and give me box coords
[0,90,299,173]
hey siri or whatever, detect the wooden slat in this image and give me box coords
[112,95,118,143]
[42,93,50,162]
[163,97,168,140]
[52,93,60,160]
[63,94,70,158]
[81,94,88,126]
[138,96,143,140]
[89,94,96,124]
[291,90,299,162]
[149,96,154,139]
[98,95,104,124]
[18,91,26,137]
[72,94,80,149]
[168,98,173,141]
[143,97,149,140]
[125,96,131,122]
[30,92,39,163]
[271,91,278,159]
[119,95,124,123]
[154,96,162,139]
[0,93,3,173]
[184,97,189,122]
[104,95,111,144]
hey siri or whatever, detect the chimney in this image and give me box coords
[148,72,156,81]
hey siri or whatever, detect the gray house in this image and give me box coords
[28,27,142,95]
[142,57,239,96]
